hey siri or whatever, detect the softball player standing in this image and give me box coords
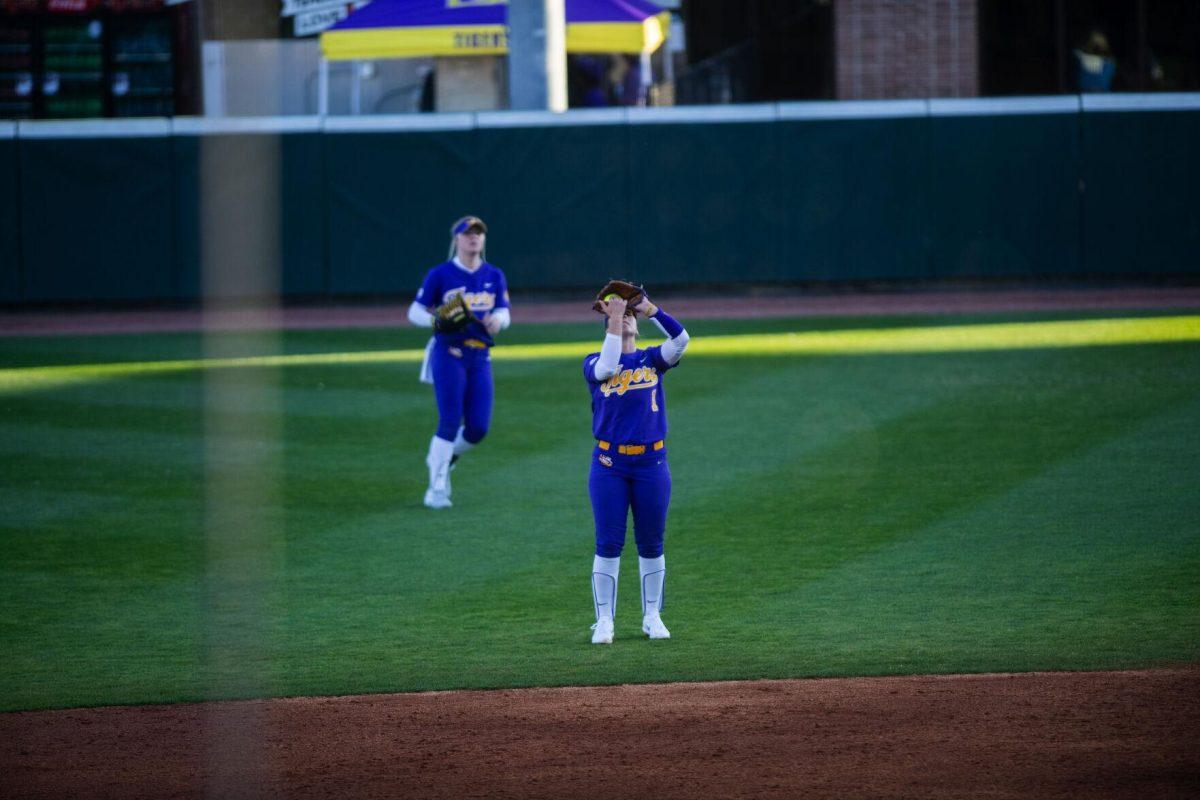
[584,292,689,643]
[407,216,510,509]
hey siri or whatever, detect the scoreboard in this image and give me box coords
[0,0,196,118]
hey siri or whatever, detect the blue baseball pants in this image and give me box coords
[588,446,671,559]
[431,340,493,444]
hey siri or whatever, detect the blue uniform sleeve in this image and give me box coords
[646,345,675,373]
[415,269,440,309]
[651,308,684,338]
[582,353,602,384]
[494,268,510,309]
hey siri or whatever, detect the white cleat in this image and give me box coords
[423,488,452,509]
[590,617,614,644]
[642,613,671,639]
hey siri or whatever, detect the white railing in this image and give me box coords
[7,93,1200,138]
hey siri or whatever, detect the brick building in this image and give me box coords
[835,0,977,99]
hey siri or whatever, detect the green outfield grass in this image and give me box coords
[1,310,1198,711]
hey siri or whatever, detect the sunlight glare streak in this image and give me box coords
[1,316,1196,396]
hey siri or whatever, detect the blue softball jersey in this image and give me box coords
[416,260,510,348]
[583,346,677,445]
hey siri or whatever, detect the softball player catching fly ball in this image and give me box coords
[407,215,510,509]
[584,282,689,643]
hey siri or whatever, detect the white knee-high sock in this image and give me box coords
[591,556,620,621]
[639,555,665,616]
[426,435,454,492]
[452,425,475,458]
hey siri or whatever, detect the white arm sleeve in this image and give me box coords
[592,333,623,380]
[652,317,690,366]
[408,301,434,328]
[489,307,511,330]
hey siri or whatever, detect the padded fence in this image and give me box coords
[626,119,778,286]
[928,100,1083,280]
[0,128,18,303]
[326,126,477,296]
[17,124,174,303]
[4,95,1198,306]
[778,113,932,282]
[473,123,630,290]
[173,129,328,300]
[1080,103,1200,277]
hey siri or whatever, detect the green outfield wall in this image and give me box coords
[16,121,175,303]
[928,99,1083,280]
[0,126,18,303]
[172,126,327,300]
[326,126,477,295]
[1080,99,1200,277]
[779,109,931,281]
[3,95,1198,306]
[626,117,779,285]
[476,122,630,288]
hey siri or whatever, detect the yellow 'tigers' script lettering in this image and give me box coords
[463,291,496,311]
[443,290,497,312]
[600,366,659,397]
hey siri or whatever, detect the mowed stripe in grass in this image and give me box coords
[773,396,1200,676]
[0,316,1198,710]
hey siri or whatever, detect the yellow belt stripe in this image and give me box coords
[597,440,664,454]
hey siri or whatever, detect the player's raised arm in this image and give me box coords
[591,296,627,380]
[636,295,689,365]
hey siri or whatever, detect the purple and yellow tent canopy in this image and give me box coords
[320,0,670,61]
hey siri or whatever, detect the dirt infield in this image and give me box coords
[2,669,1197,799]
[2,286,1199,336]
